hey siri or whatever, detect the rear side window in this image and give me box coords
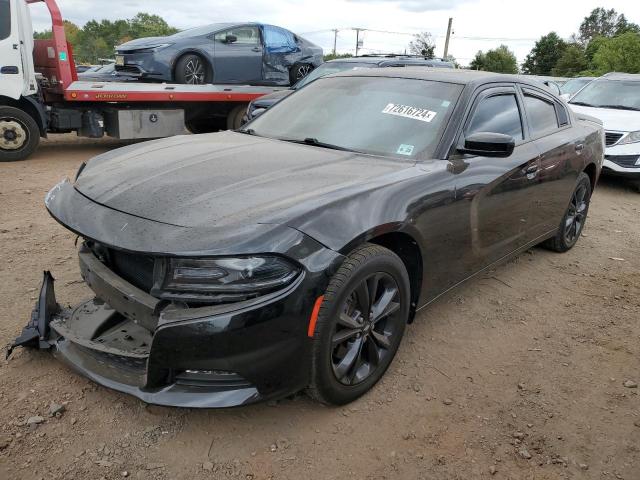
[0,0,10,41]
[263,25,297,53]
[466,94,524,140]
[524,94,559,137]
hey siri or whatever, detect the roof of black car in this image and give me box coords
[328,56,452,66]
[333,67,554,88]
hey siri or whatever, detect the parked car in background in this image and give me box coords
[522,75,566,96]
[12,69,602,408]
[75,64,95,74]
[560,76,595,100]
[77,63,138,82]
[115,23,323,86]
[569,73,640,191]
[242,55,455,122]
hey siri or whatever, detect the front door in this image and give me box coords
[212,25,263,84]
[451,86,541,280]
[0,0,26,100]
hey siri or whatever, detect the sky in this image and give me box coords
[28,0,640,66]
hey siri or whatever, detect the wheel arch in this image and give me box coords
[583,162,598,191]
[366,230,424,323]
[0,95,47,137]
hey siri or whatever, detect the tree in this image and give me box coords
[323,53,353,61]
[408,32,435,58]
[522,32,567,75]
[469,45,518,74]
[578,8,640,45]
[129,13,178,39]
[552,43,588,77]
[592,32,640,74]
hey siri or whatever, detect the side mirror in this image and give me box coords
[225,34,238,44]
[251,108,266,119]
[458,132,515,158]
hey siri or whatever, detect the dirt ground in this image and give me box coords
[0,134,639,480]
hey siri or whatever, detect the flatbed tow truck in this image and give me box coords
[0,0,284,161]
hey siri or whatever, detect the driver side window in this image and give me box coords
[214,26,261,45]
[466,94,524,140]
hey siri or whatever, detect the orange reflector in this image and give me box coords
[307,295,324,338]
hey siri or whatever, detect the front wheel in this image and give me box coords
[542,172,591,252]
[307,243,410,405]
[0,106,40,162]
[175,54,210,85]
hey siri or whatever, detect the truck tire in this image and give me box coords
[0,106,40,162]
[226,104,248,130]
[175,54,211,85]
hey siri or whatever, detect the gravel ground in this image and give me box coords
[0,134,639,480]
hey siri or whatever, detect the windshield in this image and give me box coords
[294,62,376,89]
[170,23,231,38]
[246,76,462,159]
[561,78,592,96]
[570,79,640,110]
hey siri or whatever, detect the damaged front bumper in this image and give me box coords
[9,245,324,408]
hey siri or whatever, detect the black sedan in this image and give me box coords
[115,23,323,86]
[11,69,603,408]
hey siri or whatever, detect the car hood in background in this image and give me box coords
[251,89,293,108]
[569,104,640,132]
[74,131,412,230]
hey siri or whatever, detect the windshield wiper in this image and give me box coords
[281,137,358,152]
[569,101,597,107]
[596,104,640,111]
[238,128,259,136]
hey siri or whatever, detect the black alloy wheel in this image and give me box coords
[331,272,402,386]
[543,172,592,252]
[563,182,588,245]
[308,243,410,405]
[289,63,313,84]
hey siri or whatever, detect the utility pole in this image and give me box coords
[443,17,453,59]
[354,28,364,56]
[332,29,338,55]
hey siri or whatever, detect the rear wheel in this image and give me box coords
[307,243,410,405]
[289,63,313,84]
[542,172,591,252]
[175,54,210,85]
[0,106,40,162]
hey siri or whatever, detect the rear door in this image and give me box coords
[451,85,541,272]
[519,86,582,238]
[212,25,263,84]
[0,0,25,99]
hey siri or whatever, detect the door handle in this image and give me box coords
[524,164,539,179]
[251,47,261,52]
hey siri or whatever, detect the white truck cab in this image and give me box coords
[0,0,37,100]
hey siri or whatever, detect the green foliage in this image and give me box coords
[34,13,179,64]
[552,43,588,77]
[591,32,640,74]
[522,32,567,75]
[408,32,435,59]
[469,45,518,74]
[578,7,639,45]
[323,53,353,61]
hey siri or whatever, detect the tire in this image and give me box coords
[174,54,211,85]
[0,106,40,162]
[226,104,248,130]
[307,243,410,405]
[542,172,592,252]
[289,63,313,84]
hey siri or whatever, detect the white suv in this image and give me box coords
[569,73,640,191]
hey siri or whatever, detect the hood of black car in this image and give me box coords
[75,131,411,229]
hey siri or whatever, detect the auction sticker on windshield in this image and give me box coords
[382,103,437,123]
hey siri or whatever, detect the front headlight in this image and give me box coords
[159,256,300,300]
[619,130,640,145]
[134,43,173,53]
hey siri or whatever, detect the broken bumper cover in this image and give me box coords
[10,246,332,408]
